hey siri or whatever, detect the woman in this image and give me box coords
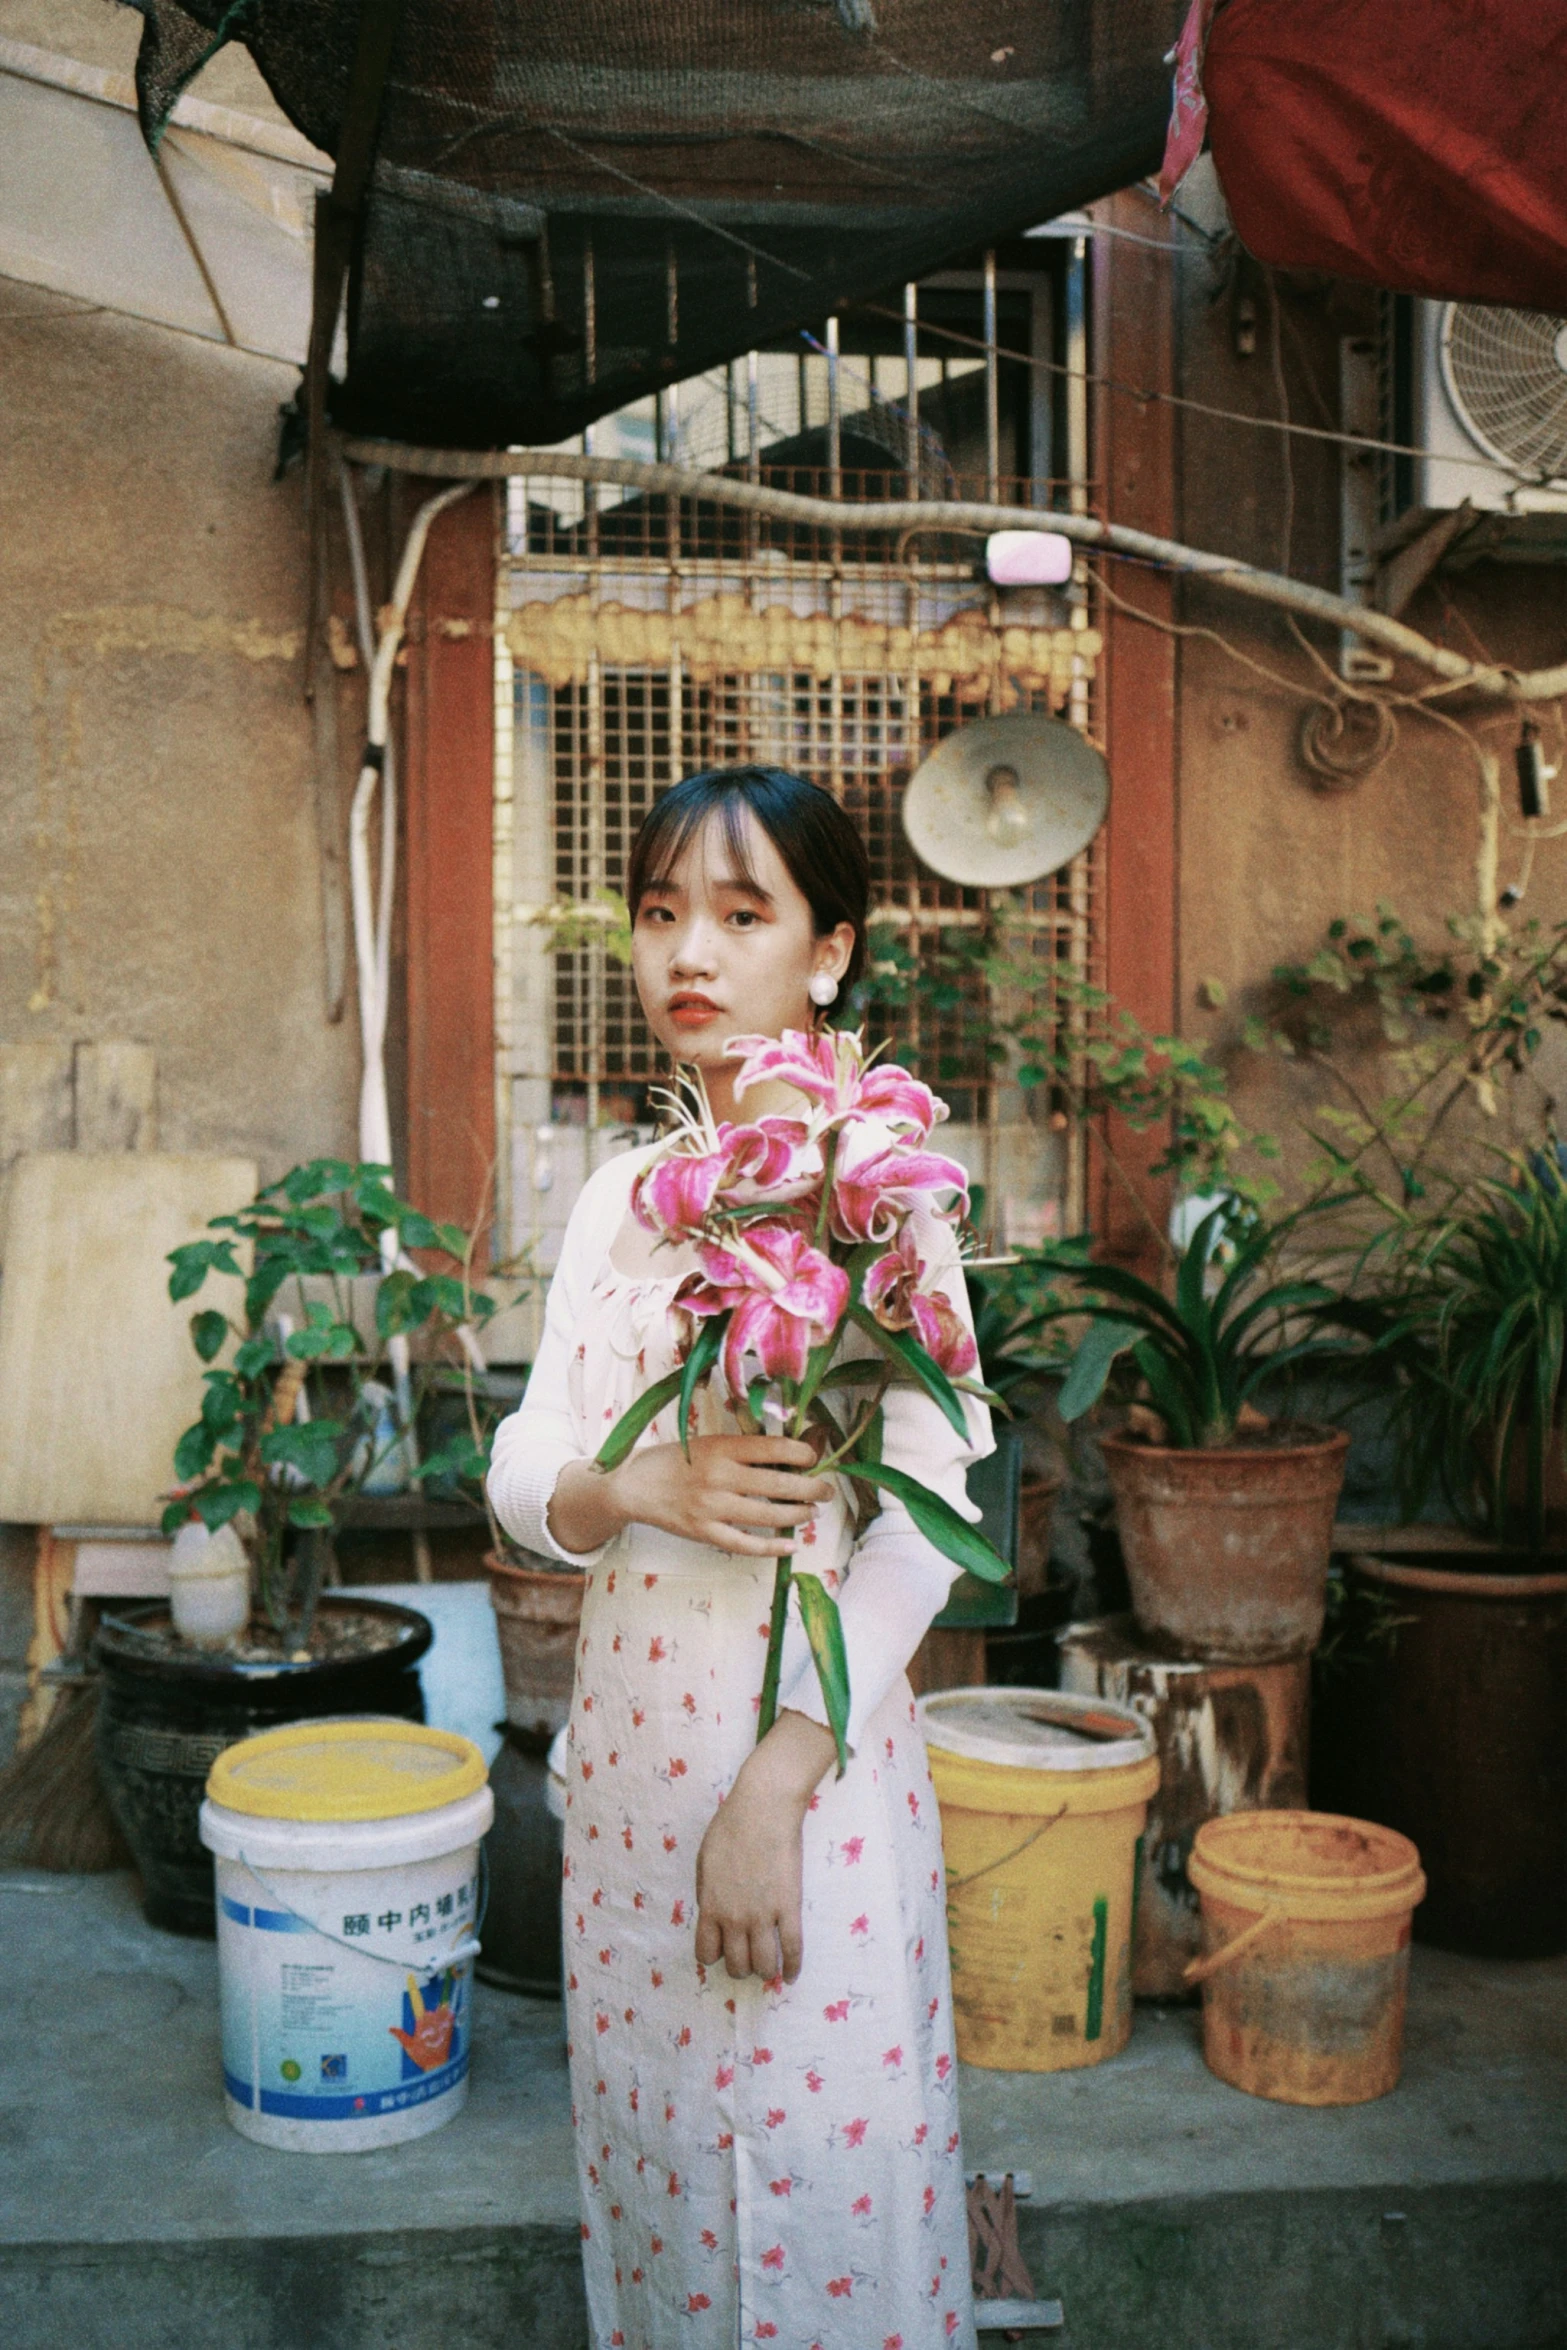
[488,764,991,2350]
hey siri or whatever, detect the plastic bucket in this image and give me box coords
[919,1688,1160,2072]
[1187,1810,1426,2106]
[200,1719,494,2152]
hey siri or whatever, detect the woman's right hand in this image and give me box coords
[549,1436,829,1559]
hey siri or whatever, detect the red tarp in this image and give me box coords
[1196,0,1567,310]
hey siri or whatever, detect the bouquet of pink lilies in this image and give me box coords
[594,1027,1009,1771]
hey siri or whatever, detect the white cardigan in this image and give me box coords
[487,1147,994,1752]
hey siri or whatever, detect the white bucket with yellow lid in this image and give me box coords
[200,1718,493,2152]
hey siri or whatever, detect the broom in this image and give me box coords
[0,1672,131,1873]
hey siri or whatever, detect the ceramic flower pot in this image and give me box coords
[1336,1549,1567,1957]
[1102,1426,1350,1663]
[93,1596,432,1936]
[486,1550,587,1740]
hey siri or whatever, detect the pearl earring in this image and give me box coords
[807,971,839,1008]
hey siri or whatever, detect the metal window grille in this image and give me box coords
[497,460,1105,1258]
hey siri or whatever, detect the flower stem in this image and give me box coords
[756,1550,793,1742]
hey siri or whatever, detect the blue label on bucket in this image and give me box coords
[224,2048,470,2120]
[215,1853,479,2131]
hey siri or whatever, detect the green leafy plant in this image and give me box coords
[857,908,1283,1230]
[165,1159,498,1641]
[963,1247,1081,1413]
[1334,1154,1567,1551]
[1033,1204,1348,1448]
[1253,905,1567,1207]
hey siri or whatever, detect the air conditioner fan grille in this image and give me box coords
[1442,305,1567,483]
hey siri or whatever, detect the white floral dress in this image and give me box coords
[488,1147,992,2350]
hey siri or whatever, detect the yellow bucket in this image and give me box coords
[920,1688,1160,2073]
[1187,1810,1426,2106]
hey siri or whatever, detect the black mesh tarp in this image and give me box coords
[129,1,1180,449]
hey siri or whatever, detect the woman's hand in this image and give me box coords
[549,1434,829,1559]
[695,1710,839,1981]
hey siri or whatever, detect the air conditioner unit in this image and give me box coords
[1398,298,1567,519]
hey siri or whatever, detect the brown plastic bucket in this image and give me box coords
[1103,1428,1349,1661]
[1187,1809,1425,2106]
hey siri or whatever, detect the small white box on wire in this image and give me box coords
[985,530,1074,588]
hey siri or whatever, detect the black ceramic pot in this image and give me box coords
[94,1596,432,1935]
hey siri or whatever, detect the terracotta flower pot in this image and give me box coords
[1016,1469,1063,1603]
[486,1550,587,1740]
[1102,1427,1350,1663]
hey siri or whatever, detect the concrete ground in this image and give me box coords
[1,1870,1562,2350]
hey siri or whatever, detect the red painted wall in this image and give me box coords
[1092,191,1179,1278]
[401,485,498,1250]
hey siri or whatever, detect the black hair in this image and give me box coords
[626,765,870,994]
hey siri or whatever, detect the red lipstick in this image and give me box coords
[668,992,721,1030]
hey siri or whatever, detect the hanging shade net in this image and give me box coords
[127,0,1181,450]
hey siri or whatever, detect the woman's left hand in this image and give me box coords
[694,1710,838,1981]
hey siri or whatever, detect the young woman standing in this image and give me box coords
[488,765,991,2350]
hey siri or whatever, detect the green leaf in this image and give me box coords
[285,1314,359,1360]
[190,1310,229,1363]
[842,1460,1011,1583]
[232,1335,275,1379]
[194,1479,260,1531]
[260,1420,343,1487]
[174,1421,217,1481]
[397,1209,443,1250]
[287,1497,335,1529]
[814,1359,884,1393]
[411,1434,491,1484]
[160,1500,190,1538]
[794,1572,851,1776]
[595,1368,685,1469]
[376,1269,419,1338]
[167,1238,241,1303]
[200,1376,243,1435]
[679,1313,728,1458]
[847,1305,968,1441]
[1132,1340,1199,1446]
[1058,1318,1141,1422]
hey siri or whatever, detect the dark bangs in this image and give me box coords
[626,767,870,993]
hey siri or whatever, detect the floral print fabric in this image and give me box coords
[561,1269,977,2350]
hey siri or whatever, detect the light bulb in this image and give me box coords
[983,764,1031,846]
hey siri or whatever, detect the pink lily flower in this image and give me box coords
[634,1119,820,1240]
[726,1029,945,1142]
[679,1224,850,1391]
[863,1224,978,1377]
[829,1116,969,1246]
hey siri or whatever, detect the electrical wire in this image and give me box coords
[853,298,1560,485]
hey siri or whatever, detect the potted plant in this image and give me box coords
[93,1159,496,1934]
[1037,1205,1351,1661]
[1321,1155,1567,1956]
[965,1251,1073,1589]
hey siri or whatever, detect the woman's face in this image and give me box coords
[631,807,855,1083]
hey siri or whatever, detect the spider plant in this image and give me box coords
[1038,1203,1348,1448]
[1347,1155,1567,1552]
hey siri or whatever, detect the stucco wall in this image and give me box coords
[0,275,357,1180]
[1165,212,1567,1193]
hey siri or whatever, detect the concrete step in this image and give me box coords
[1,1872,1562,2350]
